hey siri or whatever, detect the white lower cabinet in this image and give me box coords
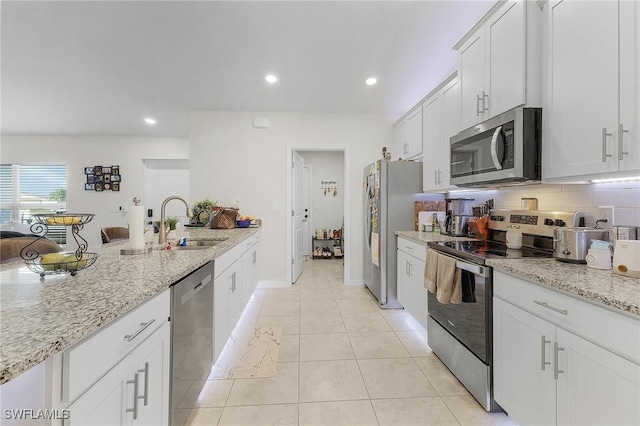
[493,272,640,426]
[241,234,261,306]
[66,321,170,426]
[213,257,242,361]
[396,237,427,328]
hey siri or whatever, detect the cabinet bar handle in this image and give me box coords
[619,124,630,160]
[602,128,612,162]
[533,300,568,315]
[124,319,156,342]
[435,169,438,185]
[138,361,149,406]
[541,336,551,371]
[126,373,139,419]
[482,91,489,113]
[438,169,442,185]
[554,342,565,380]
[476,94,482,116]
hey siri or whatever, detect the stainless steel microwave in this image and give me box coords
[450,107,542,187]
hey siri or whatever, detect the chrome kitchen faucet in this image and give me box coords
[159,196,193,244]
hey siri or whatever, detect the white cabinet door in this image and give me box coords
[396,249,411,311]
[459,30,486,130]
[66,360,130,426]
[422,93,442,191]
[214,259,242,361]
[555,328,640,426]
[619,0,640,172]
[131,322,170,426]
[485,0,525,117]
[544,0,619,179]
[396,247,427,329]
[440,77,460,190]
[396,108,422,159]
[493,297,557,426]
[241,244,255,306]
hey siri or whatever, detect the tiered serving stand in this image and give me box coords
[20,213,99,277]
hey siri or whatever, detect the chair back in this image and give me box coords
[101,227,129,244]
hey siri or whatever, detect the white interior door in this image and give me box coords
[302,166,311,257]
[292,152,304,283]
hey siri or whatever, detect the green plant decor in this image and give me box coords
[191,198,217,225]
[167,217,179,231]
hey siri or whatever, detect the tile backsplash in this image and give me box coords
[446,182,640,227]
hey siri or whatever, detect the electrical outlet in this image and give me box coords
[109,204,127,213]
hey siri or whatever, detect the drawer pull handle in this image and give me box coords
[554,342,565,380]
[541,335,551,371]
[126,373,139,419]
[124,318,156,342]
[138,361,149,406]
[533,300,567,315]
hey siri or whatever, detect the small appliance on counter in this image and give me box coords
[609,225,639,245]
[585,240,613,270]
[553,227,608,264]
[444,198,474,236]
[613,240,640,277]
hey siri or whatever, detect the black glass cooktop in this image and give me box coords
[427,240,553,264]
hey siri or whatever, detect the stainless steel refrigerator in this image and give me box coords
[363,160,423,308]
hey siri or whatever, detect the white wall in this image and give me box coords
[1,135,189,248]
[189,111,391,285]
[300,151,344,231]
[447,182,640,226]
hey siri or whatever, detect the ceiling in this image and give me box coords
[1,1,493,137]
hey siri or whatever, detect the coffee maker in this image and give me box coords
[444,198,474,236]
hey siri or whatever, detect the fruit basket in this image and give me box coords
[21,213,98,277]
[24,252,99,277]
[32,213,95,226]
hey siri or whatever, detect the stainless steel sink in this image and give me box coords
[172,239,226,250]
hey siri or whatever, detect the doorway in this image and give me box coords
[287,145,350,286]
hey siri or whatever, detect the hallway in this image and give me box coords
[173,259,515,425]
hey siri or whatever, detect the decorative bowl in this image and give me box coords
[236,220,251,228]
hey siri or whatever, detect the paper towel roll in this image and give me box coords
[129,205,145,250]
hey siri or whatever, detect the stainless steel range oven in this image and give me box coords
[425,208,583,412]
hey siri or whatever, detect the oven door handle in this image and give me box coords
[455,260,489,278]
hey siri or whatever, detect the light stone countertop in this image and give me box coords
[0,227,260,385]
[395,231,640,317]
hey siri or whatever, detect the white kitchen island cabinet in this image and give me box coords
[395,106,423,160]
[213,252,243,362]
[493,271,640,426]
[396,237,427,328]
[543,0,640,181]
[66,321,170,426]
[456,0,541,132]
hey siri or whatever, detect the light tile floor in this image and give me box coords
[177,259,517,426]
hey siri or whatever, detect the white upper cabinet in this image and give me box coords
[423,74,459,192]
[543,0,639,181]
[456,0,541,131]
[395,107,423,159]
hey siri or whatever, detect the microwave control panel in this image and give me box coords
[503,128,515,169]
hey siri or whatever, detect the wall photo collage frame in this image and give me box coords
[84,165,121,192]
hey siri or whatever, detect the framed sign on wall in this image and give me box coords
[84,165,121,191]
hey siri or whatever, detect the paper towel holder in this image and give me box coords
[121,196,153,255]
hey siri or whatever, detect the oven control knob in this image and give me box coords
[491,215,504,221]
[555,219,566,227]
[544,218,554,226]
[497,215,504,221]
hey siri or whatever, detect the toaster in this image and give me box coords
[612,240,640,278]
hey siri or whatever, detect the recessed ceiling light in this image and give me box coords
[365,77,377,86]
[144,118,156,125]
[265,74,278,83]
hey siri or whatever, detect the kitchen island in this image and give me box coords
[0,227,260,385]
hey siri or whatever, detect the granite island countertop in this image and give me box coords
[0,227,260,385]
[395,231,640,317]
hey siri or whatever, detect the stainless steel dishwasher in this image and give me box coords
[170,261,214,421]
